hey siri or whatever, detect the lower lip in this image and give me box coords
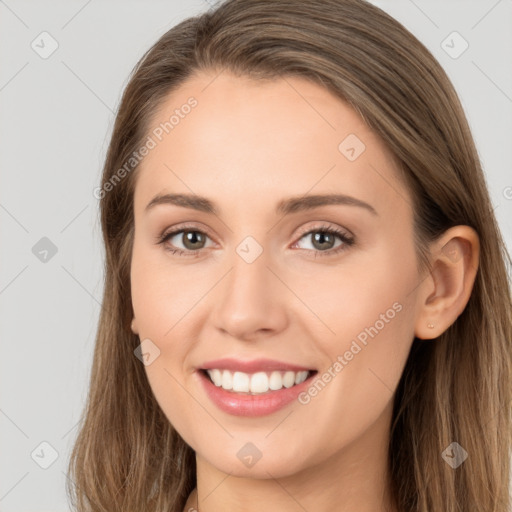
[197,370,316,417]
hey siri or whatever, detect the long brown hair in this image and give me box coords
[66,1,512,510]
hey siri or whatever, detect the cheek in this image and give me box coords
[130,246,198,439]
[318,253,414,442]
[141,355,203,453]
[303,246,417,411]
[297,247,414,344]
[130,241,202,337]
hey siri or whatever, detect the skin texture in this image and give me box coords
[130,71,479,512]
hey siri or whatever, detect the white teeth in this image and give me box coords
[283,371,296,388]
[250,372,268,393]
[209,369,222,386]
[295,371,307,385]
[221,370,232,390]
[269,371,282,390]
[232,371,250,392]
[206,369,310,394]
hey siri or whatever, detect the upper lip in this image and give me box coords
[199,358,315,373]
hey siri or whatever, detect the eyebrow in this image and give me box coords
[144,192,378,216]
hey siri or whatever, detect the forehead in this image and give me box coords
[133,70,409,221]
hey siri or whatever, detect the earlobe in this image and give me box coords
[131,317,139,335]
[414,226,479,340]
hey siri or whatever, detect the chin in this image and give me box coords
[196,442,313,480]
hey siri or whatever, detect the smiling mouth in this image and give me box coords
[200,368,318,395]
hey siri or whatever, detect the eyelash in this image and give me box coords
[156,223,355,258]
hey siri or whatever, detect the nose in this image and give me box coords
[211,247,289,341]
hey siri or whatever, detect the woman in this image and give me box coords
[67,0,512,511]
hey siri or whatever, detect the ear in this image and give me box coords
[131,317,139,335]
[414,225,480,340]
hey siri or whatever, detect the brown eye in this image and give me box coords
[179,230,207,250]
[157,227,214,256]
[309,231,338,251]
[294,227,354,256]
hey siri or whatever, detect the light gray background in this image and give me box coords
[1,1,511,510]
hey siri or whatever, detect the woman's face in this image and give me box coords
[130,70,423,478]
